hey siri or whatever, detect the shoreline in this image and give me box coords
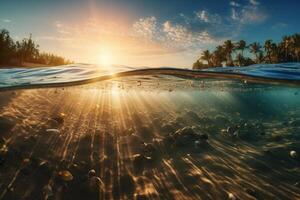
[0,62,51,68]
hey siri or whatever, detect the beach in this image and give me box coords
[0,79,300,200]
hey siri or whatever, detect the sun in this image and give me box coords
[98,52,113,67]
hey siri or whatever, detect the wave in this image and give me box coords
[0,63,300,91]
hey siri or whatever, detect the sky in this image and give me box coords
[0,0,300,67]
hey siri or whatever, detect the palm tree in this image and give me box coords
[223,40,234,66]
[291,34,300,62]
[264,39,272,63]
[200,50,212,66]
[282,35,292,61]
[270,43,279,63]
[249,42,262,63]
[235,53,244,66]
[235,40,247,57]
[257,52,265,64]
[212,45,226,67]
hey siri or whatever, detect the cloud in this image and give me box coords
[249,0,260,5]
[133,16,158,40]
[230,0,267,24]
[230,1,240,7]
[195,10,222,24]
[231,8,239,21]
[196,10,209,22]
[2,19,11,23]
[132,15,217,53]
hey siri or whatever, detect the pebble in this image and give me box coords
[194,140,201,148]
[172,127,208,146]
[228,192,236,200]
[43,184,54,199]
[58,170,73,182]
[88,169,96,178]
[290,150,297,158]
[52,113,65,124]
[46,129,60,134]
[227,126,236,135]
[88,176,104,191]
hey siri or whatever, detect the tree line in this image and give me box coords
[193,33,300,69]
[0,29,73,66]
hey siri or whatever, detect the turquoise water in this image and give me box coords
[0,63,299,90]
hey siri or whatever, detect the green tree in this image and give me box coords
[249,42,262,63]
[0,29,16,64]
[235,40,247,57]
[223,40,234,66]
[264,39,272,63]
[200,50,212,67]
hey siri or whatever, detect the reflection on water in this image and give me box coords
[0,76,299,199]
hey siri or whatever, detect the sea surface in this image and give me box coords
[0,62,299,90]
[0,63,299,199]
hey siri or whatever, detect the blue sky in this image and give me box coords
[0,0,300,67]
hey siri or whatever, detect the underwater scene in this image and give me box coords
[0,64,299,200]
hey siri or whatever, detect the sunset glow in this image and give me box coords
[98,51,113,67]
[1,0,299,68]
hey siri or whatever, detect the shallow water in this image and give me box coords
[0,64,300,199]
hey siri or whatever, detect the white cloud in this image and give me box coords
[132,16,216,52]
[231,0,267,24]
[2,19,11,23]
[230,1,240,7]
[133,16,158,40]
[195,10,222,24]
[231,8,239,20]
[196,10,209,22]
[249,0,260,5]
[163,21,190,42]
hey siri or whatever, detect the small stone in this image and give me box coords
[290,150,297,158]
[58,170,73,182]
[46,129,60,134]
[173,127,208,146]
[22,158,31,166]
[194,140,201,148]
[43,184,54,199]
[88,169,96,178]
[52,113,65,124]
[88,176,104,190]
[227,126,236,135]
[228,192,236,200]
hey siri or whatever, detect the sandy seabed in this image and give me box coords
[0,79,300,200]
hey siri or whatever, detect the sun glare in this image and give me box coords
[98,52,113,67]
